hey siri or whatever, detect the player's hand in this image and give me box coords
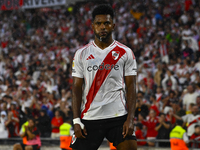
[74,124,87,139]
[122,119,134,138]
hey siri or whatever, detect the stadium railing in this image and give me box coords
[0,138,200,149]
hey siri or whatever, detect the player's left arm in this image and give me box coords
[123,48,137,138]
[123,75,136,138]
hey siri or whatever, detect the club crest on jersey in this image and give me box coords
[112,51,120,60]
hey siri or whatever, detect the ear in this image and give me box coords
[112,23,115,31]
[91,23,94,31]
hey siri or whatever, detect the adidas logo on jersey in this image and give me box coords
[86,54,95,60]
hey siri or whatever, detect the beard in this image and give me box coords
[192,112,198,116]
[94,30,112,42]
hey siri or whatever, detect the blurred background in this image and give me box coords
[0,0,200,149]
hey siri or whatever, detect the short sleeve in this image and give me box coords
[72,50,84,78]
[182,114,188,122]
[124,49,137,76]
[183,132,189,143]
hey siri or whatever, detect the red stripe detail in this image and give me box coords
[116,41,128,48]
[80,43,92,59]
[188,117,200,128]
[91,55,95,59]
[110,41,116,47]
[156,94,162,102]
[130,50,136,59]
[92,42,96,47]
[81,46,126,118]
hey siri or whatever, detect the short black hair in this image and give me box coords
[135,123,143,129]
[92,4,114,21]
[159,113,165,116]
[176,119,183,126]
[150,94,156,100]
[137,91,144,96]
[28,116,36,125]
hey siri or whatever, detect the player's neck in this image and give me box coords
[94,37,114,50]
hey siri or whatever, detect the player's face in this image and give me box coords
[92,14,115,42]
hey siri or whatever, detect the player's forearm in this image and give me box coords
[72,84,83,119]
[126,76,136,122]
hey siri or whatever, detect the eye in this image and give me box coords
[104,22,110,25]
[96,22,101,25]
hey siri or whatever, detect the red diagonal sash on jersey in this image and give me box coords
[188,117,200,128]
[81,46,126,118]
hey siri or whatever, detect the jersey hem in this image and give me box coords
[81,113,128,121]
[72,74,84,78]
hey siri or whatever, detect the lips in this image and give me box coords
[100,32,107,35]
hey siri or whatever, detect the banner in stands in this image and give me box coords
[23,0,65,9]
[0,0,23,10]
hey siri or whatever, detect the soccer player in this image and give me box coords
[70,4,137,150]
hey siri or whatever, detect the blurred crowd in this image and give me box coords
[0,0,200,148]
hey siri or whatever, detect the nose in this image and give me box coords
[100,23,105,29]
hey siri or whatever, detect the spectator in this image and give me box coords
[170,119,189,150]
[172,102,186,118]
[5,111,19,137]
[154,63,163,87]
[135,97,149,119]
[19,107,32,127]
[0,111,8,138]
[172,105,200,136]
[36,109,51,137]
[159,38,169,64]
[19,89,33,113]
[162,70,178,94]
[182,84,199,112]
[59,117,73,150]
[163,90,175,107]
[155,86,164,111]
[13,117,41,150]
[155,113,171,147]
[149,95,160,116]
[51,110,63,138]
[182,41,194,60]
[176,62,188,89]
[139,109,158,146]
[135,122,146,146]
[190,124,200,148]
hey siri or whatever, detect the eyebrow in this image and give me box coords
[95,20,111,23]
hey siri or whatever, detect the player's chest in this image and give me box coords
[82,49,126,72]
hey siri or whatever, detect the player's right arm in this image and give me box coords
[72,50,87,138]
[72,77,87,138]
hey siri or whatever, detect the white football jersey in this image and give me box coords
[72,40,137,120]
